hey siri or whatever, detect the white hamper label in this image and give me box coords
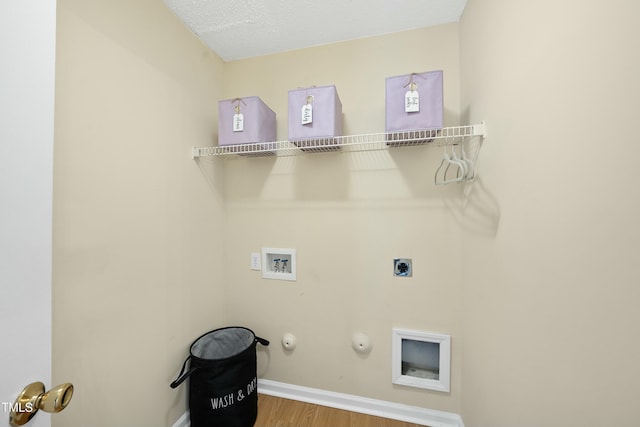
[210,377,257,410]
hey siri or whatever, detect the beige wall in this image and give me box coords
[459,0,640,425]
[54,1,640,425]
[53,0,226,426]
[54,8,468,424]
[220,24,464,413]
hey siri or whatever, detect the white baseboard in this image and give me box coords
[171,379,464,427]
[258,379,464,427]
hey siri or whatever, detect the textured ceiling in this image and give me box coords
[163,0,468,61]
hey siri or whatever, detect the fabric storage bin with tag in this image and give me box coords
[385,70,443,144]
[218,96,276,146]
[288,85,342,150]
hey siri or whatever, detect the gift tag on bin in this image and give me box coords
[301,95,313,125]
[233,112,244,132]
[405,82,420,113]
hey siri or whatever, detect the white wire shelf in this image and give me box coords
[192,122,485,159]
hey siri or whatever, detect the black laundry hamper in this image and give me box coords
[170,326,269,427]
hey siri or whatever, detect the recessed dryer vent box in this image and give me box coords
[392,328,451,392]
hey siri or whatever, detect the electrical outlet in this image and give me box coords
[250,252,261,270]
[393,258,412,277]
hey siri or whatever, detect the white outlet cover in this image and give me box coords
[250,252,261,270]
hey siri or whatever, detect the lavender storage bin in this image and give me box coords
[288,85,342,144]
[385,70,443,135]
[218,96,276,146]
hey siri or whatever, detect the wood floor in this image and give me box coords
[254,394,426,427]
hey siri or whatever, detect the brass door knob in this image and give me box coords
[9,382,74,426]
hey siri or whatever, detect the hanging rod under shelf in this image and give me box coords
[192,122,485,159]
